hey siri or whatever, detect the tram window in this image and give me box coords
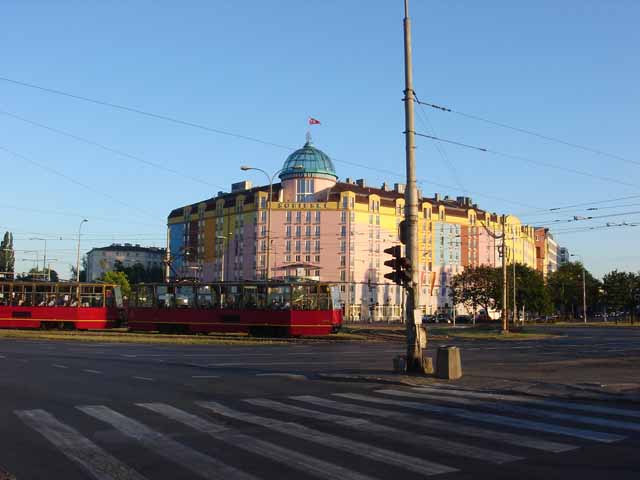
[267,286,291,310]
[80,286,103,307]
[197,286,214,308]
[318,286,331,310]
[134,285,154,308]
[156,285,175,308]
[175,286,195,308]
[291,285,306,310]
[222,285,240,309]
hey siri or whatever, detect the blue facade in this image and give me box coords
[168,223,186,278]
[433,222,461,267]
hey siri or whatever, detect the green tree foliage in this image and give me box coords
[450,266,498,315]
[69,255,88,282]
[113,261,163,284]
[102,270,131,298]
[602,270,639,315]
[17,268,59,282]
[0,231,15,278]
[546,262,601,318]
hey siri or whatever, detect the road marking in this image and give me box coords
[246,398,520,464]
[292,395,576,453]
[381,389,640,433]
[77,405,257,480]
[191,375,220,379]
[335,393,625,443]
[52,364,68,369]
[139,403,376,480]
[413,386,640,419]
[83,369,102,374]
[15,409,148,480]
[197,400,457,476]
[132,376,154,382]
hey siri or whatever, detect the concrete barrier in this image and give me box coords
[435,346,462,380]
[422,356,434,374]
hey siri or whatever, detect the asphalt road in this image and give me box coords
[1,326,639,479]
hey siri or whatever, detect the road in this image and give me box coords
[1,326,639,479]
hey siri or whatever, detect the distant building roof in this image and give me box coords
[88,244,165,255]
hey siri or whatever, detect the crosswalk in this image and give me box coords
[11,385,640,480]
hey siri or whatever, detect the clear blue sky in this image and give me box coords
[1,0,638,278]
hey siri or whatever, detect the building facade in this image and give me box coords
[558,247,571,265]
[86,244,165,281]
[534,227,559,277]
[167,138,544,321]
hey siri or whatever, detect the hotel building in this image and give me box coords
[168,138,544,321]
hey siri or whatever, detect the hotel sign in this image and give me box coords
[275,202,332,209]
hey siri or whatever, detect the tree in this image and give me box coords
[0,231,15,279]
[450,266,499,318]
[114,261,163,284]
[69,255,88,282]
[102,271,131,299]
[547,262,601,319]
[17,268,58,282]
[602,270,638,318]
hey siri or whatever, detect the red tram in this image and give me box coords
[127,281,343,336]
[0,281,122,330]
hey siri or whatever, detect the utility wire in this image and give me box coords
[0,107,227,190]
[414,132,640,191]
[416,98,640,167]
[515,194,640,218]
[0,75,542,211]
[0,145,156,219]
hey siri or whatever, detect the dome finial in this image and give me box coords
[305,130,312,146]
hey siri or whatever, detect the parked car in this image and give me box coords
[422,314,436,323]
[436,313,452,324]
[454,315,472,324]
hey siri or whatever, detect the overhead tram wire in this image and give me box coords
[415,98,640,168]
[413,91,467,194]
[413,132,640,191]
[0,75,544,212]
[0,107,227,190]
[0,145,156,219]
[514,194,640,218]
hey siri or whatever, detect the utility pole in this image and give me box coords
[501,216,509,333]
[402,0,423,371]
[582,267,587,324]
[512,234,517,326]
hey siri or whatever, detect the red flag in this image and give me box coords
[308,117,321,125]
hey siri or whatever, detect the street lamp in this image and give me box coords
[240,164,303,281]
[76,219,88,283]
[29,237,48,280]
[216,233,232,282]
[571,253,587,324]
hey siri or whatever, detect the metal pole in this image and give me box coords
[582,267,587,324]
[76,219,87,283]
[403,0,423,371]
[501,215,508,333]
[512,234,517,325]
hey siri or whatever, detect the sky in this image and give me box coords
[1,0,639,278]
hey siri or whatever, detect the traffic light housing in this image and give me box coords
[383,245,411,285]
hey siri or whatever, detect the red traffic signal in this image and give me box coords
[383,245,410,285]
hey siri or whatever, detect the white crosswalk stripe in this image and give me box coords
[335,393,626,443]
[246,398,521,464]
[15,409,148,480]
[379,389,640,433]
[197,400,458,477]
[138,403,379,480]
[414,386,640,418]
[77,405,258,480]
[291,395,577,453]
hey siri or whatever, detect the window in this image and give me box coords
[341,226,347,237]
[295,211,302,223]
[305,226,312,237]
[315,270,321,277]
[295,240,301,252]
[285,240,291,252]
[315,211,321,223]
[261,210,267,223]
[295,255,301,262]
[340,256,346,267]
[306,211,312,223]
[315,226,320,237]
[341,211,347,223]
[340,270,346,281]
[286,211,292,223]
[305,255,311,262]
[295,226,301,237]
[296,178,315,202]
[305,240,311,252]
[315,255,321,263]
[260,197,267,209]
[285,254,291,262]
[315,240,320,252]
[286,225,291,237]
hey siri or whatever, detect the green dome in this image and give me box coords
[279,139,337,181]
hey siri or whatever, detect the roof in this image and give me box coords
[279,140,337,181]
[88,244,165,255]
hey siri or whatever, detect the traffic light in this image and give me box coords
[383,245,411,285]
